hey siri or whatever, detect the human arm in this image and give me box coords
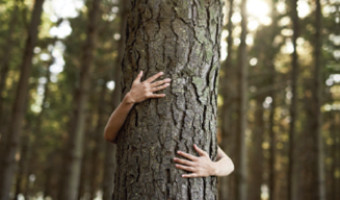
[173,144,234,178]
[104,71,171,143]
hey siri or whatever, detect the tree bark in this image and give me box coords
[59,0,101,199]
[287,0,299,199]
[235,0,248,200]
[0,0,45,199]
[114,0,223,199]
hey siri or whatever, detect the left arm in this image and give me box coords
[173,144,234,178]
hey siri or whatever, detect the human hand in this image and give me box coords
[173,144,216,178]
[125,71,171,104]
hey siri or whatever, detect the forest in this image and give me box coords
[0,0,339,200]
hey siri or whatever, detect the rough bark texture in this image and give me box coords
[114,0,223,199]
[59,0,101,199]
[0,0,44,199]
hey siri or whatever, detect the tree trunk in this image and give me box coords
[235,0,248,200]
[89,79,109,200]
[0,0,44,199]
[0,0,20,132]
[247,96,265,200]
[299,0,325,199]
[218,0,236,199]
[102,1,127,199]
[14,133,30,200]
[114,0,223,199]
[314,1,326,199]
[59,0,101,199]
[334,113,340,200]
[287,0,299,199]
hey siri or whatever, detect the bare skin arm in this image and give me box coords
[104,71,171,143]
[104,71,234,178]
[174,144,234,178]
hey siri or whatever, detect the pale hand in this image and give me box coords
[174,144,216,178]
[125,71,171,104]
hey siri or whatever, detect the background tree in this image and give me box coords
[0,0,45,199]
[59,0,102,199]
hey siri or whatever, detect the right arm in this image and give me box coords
[104,71,171,143]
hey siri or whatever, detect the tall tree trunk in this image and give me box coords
[102,1,127,199]
[218,0,236,199]
[0,0,20,131]
[0,0,44,199]
[267,2,279,199]
[287,0,299,199]
[268,80,276,200]
[235,0,248,199]
[113,1,223,199]
[59,0,101,199]
[14,132,30,200]
[247,95,265,200]
[312,0,325,199]
[89,79,109,200]
[334,113,340,200]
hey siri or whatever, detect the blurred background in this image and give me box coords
[0,0,339,200]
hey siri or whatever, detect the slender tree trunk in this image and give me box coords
[247,96,265,200]
[335,113,340,200]
[313,1,325,199]
[14,133,30,200]
[0,0,45,199]
[102,1,127,199]
[114,1,223,199]
[288,1,299,199]
[267,3,279,199]
[89,80,109,200]
[235,0,248,199]
[218,0,236,199]
[0,0,20,131]
[59,0,101,199]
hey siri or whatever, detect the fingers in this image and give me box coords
[193,144,208,157]
[151,83,170,92]
[150,78,171,87]
[149,93,166,98]
[182,173,200,178]
[177,151,198,161]
[146,72,164,83]
[134,71,143,83]
[173,157,194,166]
[175,164,194,172]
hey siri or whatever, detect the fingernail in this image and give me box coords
[160,72,164,75]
